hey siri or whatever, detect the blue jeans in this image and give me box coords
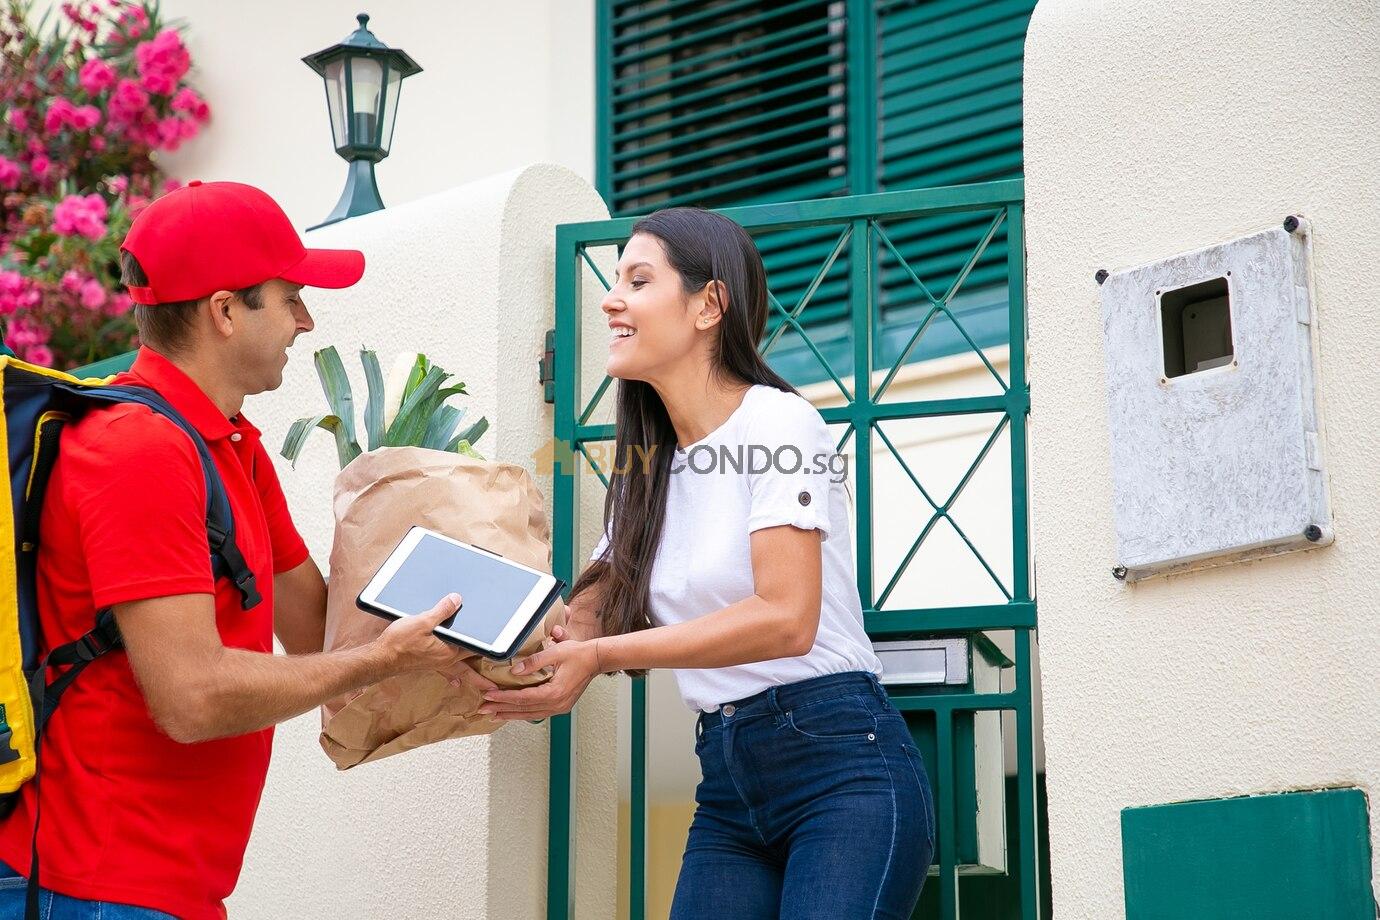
[671,671,934,920]
[0,861,176,920]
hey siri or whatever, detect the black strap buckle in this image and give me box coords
[206,521,229,551]
[234,570,262,609]
[73,630,116,663]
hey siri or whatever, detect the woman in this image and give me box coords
[479,207,934,919]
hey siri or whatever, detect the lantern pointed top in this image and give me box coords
[342,13,384,50]
[302,11,423,79]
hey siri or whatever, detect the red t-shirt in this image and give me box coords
[0,347,310,919]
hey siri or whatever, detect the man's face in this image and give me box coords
[229,278,314,394]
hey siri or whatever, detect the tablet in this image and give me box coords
[356,526,565,660]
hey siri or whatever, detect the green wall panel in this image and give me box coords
[1122,788,1376,920]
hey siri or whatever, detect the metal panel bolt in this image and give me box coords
[1304,524,1323,542]
[1283,215,1301,234]
[1095,269,1110,285]
[1112,565,1128,580]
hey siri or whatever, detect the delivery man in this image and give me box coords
[0,181,491,920]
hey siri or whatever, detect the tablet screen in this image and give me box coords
[374,532,542,646]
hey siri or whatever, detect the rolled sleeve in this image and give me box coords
[745,396,836,541]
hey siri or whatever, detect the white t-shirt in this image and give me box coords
[590,384,882,712]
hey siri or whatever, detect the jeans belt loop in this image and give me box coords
[867,670,885,702]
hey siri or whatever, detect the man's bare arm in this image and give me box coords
[116,591,479,744]
[272,556,328,655]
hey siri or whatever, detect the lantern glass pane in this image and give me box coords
[349,55,384,146]
[324,58,347,150]
[380,64,403,153]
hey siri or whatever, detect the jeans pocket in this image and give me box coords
[785,694,879,741]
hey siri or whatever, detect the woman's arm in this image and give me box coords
[598,523,820,671]
[480,524,822,719]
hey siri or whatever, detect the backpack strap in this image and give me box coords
[17,383,262,917]
[53,383,262,610]
[23,609,120,920]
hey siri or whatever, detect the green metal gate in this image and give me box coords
[547,178,1037,920]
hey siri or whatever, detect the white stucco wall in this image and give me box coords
[146,0,596,230]
[1024,0,1379,916]
[228,163,616,920]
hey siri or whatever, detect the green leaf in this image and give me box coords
[313,346,358,451]
[448,416,489,451]
[360,348,385,451]
[385,366,449,447]
[402,354,428,403]
[421,405,464,451]
[453,440,485,460]
[280,414,360,470]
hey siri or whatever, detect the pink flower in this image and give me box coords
[141,71,175,96]
[7,316,48,346]
[108,174,128,194]
[0,157,19,190]
[71,105,100,130]
[90,135,106,152]
[78,58,116,94]
[156,116,184,150]
[25,346,54,368]
[52,193,108,240]
[170,87,210,123]
[161,178,182,195]
[29,155,50,178]
[105,291,132,316]
[119,5,149,38]
[108,79,149,124]
[79,279,107,310]
[133,121,162,147]
[0,276,31,316]
[61,270,85,294]
[6,109,29,132]
[135,29,189,96]
[44,98,76,134]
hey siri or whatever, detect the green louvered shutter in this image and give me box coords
[600,0,848,213]
[598,0,1036,385]
[600,0,851,388]
[872,0,1035,374]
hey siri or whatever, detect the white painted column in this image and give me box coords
[232,164,617,920]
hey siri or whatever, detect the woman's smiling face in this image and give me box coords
[601,232,705,382]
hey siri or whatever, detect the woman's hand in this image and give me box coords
[478,632,602,720]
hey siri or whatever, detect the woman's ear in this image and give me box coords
[696,279,729,330]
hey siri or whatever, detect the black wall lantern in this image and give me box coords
[303,13,422,229]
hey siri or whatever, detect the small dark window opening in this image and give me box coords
[1160,277,1233,379]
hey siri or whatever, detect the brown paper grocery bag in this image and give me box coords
[318,446,562,769]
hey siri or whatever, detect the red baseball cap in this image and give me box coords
[120,180,365,305]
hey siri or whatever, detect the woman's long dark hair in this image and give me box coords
[567,208,799,672]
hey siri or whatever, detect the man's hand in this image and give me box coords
[477,632,602,720]
[374,594,482,685]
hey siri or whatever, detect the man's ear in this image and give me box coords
[696,279,729,331]
[207,290,235,339]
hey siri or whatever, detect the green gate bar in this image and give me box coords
[549,178,1036,920]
